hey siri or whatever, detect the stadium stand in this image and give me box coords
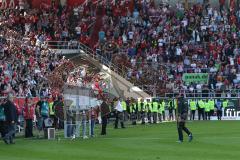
[94,0,240,97]
[1,0,240,99]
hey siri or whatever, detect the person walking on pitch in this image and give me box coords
[176,94,193,143]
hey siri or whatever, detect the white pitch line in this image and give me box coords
[100,137,173,140]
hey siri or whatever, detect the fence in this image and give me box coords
[136,83,240,97]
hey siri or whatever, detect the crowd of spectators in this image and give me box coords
[2,0,240,98]
[95,0,240,96]
[0,0,96,97]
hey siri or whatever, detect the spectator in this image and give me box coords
[3,93,17,144]
[23,97,35,138]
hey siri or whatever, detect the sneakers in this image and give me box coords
[188,134,193,142]
[83,136,88,139]
[71,135,76,140]
[176,140,183,143]
[3,137,9,145]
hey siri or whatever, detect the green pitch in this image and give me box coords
[0,121,240,160]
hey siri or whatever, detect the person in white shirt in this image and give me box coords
[114,98,125,129]
[75,26,81,37]
[73,7,79,16]
[176,45,182,62]
[128,31,134,40]
[122,33,127,44]
[176,46,182,56]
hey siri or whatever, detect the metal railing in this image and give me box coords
[77,41,130,80]
[43,40,217,96]
[164,89,240,98]
[43,40,240,98]
[56,40,151,97]
[45,41,80,50]
[44,40,127,80]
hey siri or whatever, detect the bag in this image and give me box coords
[44,118,53,127]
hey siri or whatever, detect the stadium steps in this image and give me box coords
[80,54,150,99]
[89,6,104,48]
[66,55,124,98]
[54,44,151,99]
[70,44,151,99]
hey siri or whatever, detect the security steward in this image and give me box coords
[189,99,197,120]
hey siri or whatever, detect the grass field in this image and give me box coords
[0,121,240,160]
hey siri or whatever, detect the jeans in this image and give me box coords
[101,116,107,135]
[217,110,222,120]
[0,121,6,137]
[115,112,125,128]
[25,119,33,138]
[4,123,16,143]
[177,122,191,141]
[82,119,87,137]
[90,119,95,136]
[191,110,196,120]
[67,122,73,137]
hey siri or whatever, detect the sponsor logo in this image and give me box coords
[225,109,240,117]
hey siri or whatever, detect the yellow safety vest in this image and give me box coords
[121,101,127,111]
[209,100,215,110]
[190,100,196,110]
[152,102,158,112]
[205,102,210,112]
[174,99,177,109]
[49,102,54,116]
[198,100,205,109]
[147,102,152,112]
[223,100,228,108]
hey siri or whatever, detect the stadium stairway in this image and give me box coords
[89,6,104,48]
[66,44,151,99]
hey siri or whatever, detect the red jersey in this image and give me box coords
[24,105,35,120]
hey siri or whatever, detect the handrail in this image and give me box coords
[44,40,141,81]
[44,41,215,72]
[138,83,240,97]
[43,40,213,96]
[151,96,240,99]
[77,42,128,78]
[75,41,150,93]
[44,40,235,97]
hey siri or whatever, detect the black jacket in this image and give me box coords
[4,100,17,123]
[101,101,110,117]
[177,97,188,120]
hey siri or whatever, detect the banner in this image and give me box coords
[182,73,209,84]
[211,100,240,120]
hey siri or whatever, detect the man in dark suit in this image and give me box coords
[100,97,110,135]
[176,94,193,143]
[3,94,18,144]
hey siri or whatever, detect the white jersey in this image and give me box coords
[115,100,123,112]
